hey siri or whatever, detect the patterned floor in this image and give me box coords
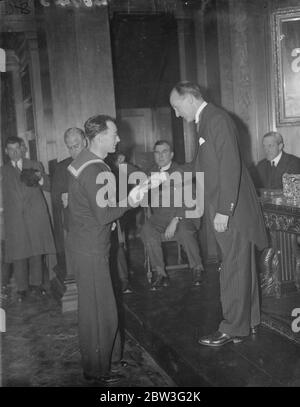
[0,290,175,387]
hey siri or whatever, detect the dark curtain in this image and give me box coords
[110,13,185,163]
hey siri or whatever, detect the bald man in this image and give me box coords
[51,128,86,279]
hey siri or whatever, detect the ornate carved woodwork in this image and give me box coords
[260,195,300,298]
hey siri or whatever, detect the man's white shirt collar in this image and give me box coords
[159,161,172,172]
[11,159,22,170]
[270,151,282,167]
[195,101,208,124]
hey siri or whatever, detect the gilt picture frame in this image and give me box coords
[272,8,300,125]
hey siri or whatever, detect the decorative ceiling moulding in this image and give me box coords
[0,0,211,17]
[37,0,208,14]
[108,0,180,15]
[39,0,108,7]
[0,0,35,16]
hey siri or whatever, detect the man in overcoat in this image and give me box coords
[170,82,268,346]
[2,136,55,302]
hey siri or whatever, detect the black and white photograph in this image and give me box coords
[0,0,300,393]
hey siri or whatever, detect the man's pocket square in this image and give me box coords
[199,137,206,146]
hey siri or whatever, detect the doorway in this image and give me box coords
[110,12,185,165]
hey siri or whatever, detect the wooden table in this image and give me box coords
[260,193,300,298]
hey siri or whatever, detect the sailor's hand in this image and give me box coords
[127,188,141,208]
[61,192,69,208]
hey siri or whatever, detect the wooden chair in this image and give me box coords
[143,207,189,283]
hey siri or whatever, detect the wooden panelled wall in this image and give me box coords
[38,6,116,163]
[216,0,270,166]
[193,0,300,166]
[1,6,115,167]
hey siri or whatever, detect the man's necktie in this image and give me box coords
[14,162,21,173]
[269,160,276,188]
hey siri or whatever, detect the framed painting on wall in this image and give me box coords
[272,8,300,125]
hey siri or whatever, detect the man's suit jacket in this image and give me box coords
[147,161,199,229]
[189,103,268,250]
[2,158,55,262]
[254,151,300,190]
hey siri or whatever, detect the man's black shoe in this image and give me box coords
[151,275,170,289]
[217,262,222,272]
[17,290,27,303]
[1,285,9,300]
[30,286,47,297]
[250,325,259,335]
[101,373,123,384]
[192,267,203,286]
[198,330,244,347]
[110,359,129,373]
[83,372,123,384]
[122,286,133,294]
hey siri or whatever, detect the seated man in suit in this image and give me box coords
[254,131,300,190]
[51,128,87,280]
[140,140,204,289]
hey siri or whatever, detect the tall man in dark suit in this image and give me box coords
[170,81,268,347]
[254,132,300,190]
[51,128,86,279]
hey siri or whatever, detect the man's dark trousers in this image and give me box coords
[215,227,260,337]
[66,248,121,377]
